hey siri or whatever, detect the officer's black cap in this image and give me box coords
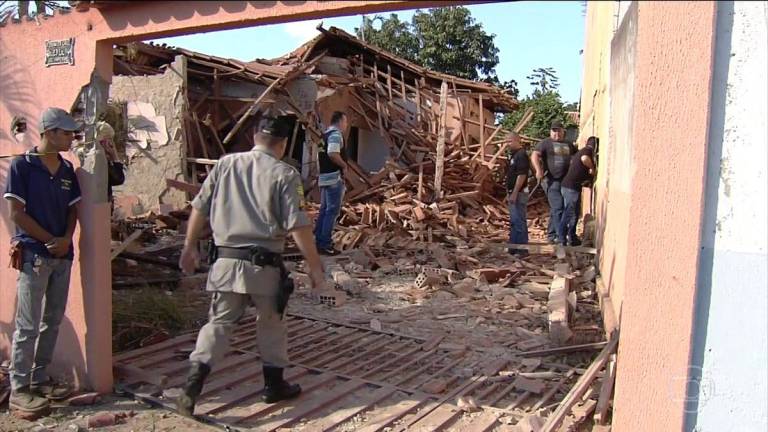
[260,115,296,139]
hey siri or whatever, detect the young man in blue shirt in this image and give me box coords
[3,108,81,416]
[314,111,349,255]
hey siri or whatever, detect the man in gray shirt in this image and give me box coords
[176,114,326,417]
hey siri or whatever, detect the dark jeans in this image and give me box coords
[314,181,345,250]
[545,179,564,241]
[558,187,580,244]
[508,192,529,247]
[10,249,72,390]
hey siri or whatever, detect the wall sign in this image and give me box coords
[45,38,75,66]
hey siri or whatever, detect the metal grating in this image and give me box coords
[114,313,564,431]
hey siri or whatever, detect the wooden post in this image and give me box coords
[451,79,468,151]
[222,78,281,145]
[387,64,393,100]
[415,78,422,125]
[417,163,424,202]
[191,112,212,161]
[287,121,300,160]
[479,94,485,159]
[400,70,407,102]
[433,81,448,200]
[213,68,220,127]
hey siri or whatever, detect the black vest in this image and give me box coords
[318,129,346,174]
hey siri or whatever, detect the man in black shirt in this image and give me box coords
[531,120,577,244]
[505,132,530,256]
[558,136,598,246]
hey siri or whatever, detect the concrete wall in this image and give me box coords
[580,1,720,430]
[110,56,188,213]
[687,2,768,430]
[611,2,717,430]
[0,0,452,392]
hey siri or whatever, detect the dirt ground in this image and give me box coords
[0,395,214,432]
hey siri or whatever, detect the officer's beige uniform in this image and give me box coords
[189,146,310,368]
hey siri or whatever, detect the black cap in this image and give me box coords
[550,120,564,130]
[260,115,296,138]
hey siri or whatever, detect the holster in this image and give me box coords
[9,240,23,271]
[212,244,295,317]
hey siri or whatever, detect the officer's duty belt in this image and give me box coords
[216,246,281,267]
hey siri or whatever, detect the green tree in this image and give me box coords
[358,14,419,62]
[527,67,560,93]
[502,90,569,139]
[356,7,501,82]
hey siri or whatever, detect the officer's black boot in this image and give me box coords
[176,361,211,417]
[262,366,301,404]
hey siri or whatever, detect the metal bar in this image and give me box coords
[392,377,485,432]
[392,356,443,387]
[409,357,466,389]
[292,330,373,364]
[199,367,314,416]
[321,336,401,371]
[166,352,263,388]
[230,372,339,424]
[287,329,362,360]
[113,333,196,363]
[232,321,330,354]
[376,349,439,381]
[253,379,367,431]
[311,385,398,432]
[336,340,412,375]
[359,344,423,378]
[287,313,427,342]
[354,393,431,432]
[310,333,389,368]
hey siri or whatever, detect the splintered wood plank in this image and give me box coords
[540,334,619,432]
[110,229,145,261]
[251,378,367,431]
[594,354,617,425]
[304,385,397,432]
[355,393,430,432]
[479,94,485,158]
[433,81,449,199]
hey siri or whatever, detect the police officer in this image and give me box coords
[176,113,326,417]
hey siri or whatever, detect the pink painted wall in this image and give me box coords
[611,2,717,431]
[0,0,458,393]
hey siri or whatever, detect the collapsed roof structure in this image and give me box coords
[111,26,531,247]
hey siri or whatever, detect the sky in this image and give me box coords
[150,1,586,103]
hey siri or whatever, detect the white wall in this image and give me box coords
[357,128,389,173]
[688,2,768,431]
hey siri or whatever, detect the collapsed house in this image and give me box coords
[110,26,530,247]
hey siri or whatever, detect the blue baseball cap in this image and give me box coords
[39,107,80,133]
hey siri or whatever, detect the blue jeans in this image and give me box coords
[508,192,529,247]
[314,181,345,250]
[545,179,564,241]
[558,187,580,244]
[10,249,72,390]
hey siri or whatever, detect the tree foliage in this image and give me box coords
[502,68,575,139]
[527,67,560,93]
[356,7,503,83]
[502,90,568,139]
